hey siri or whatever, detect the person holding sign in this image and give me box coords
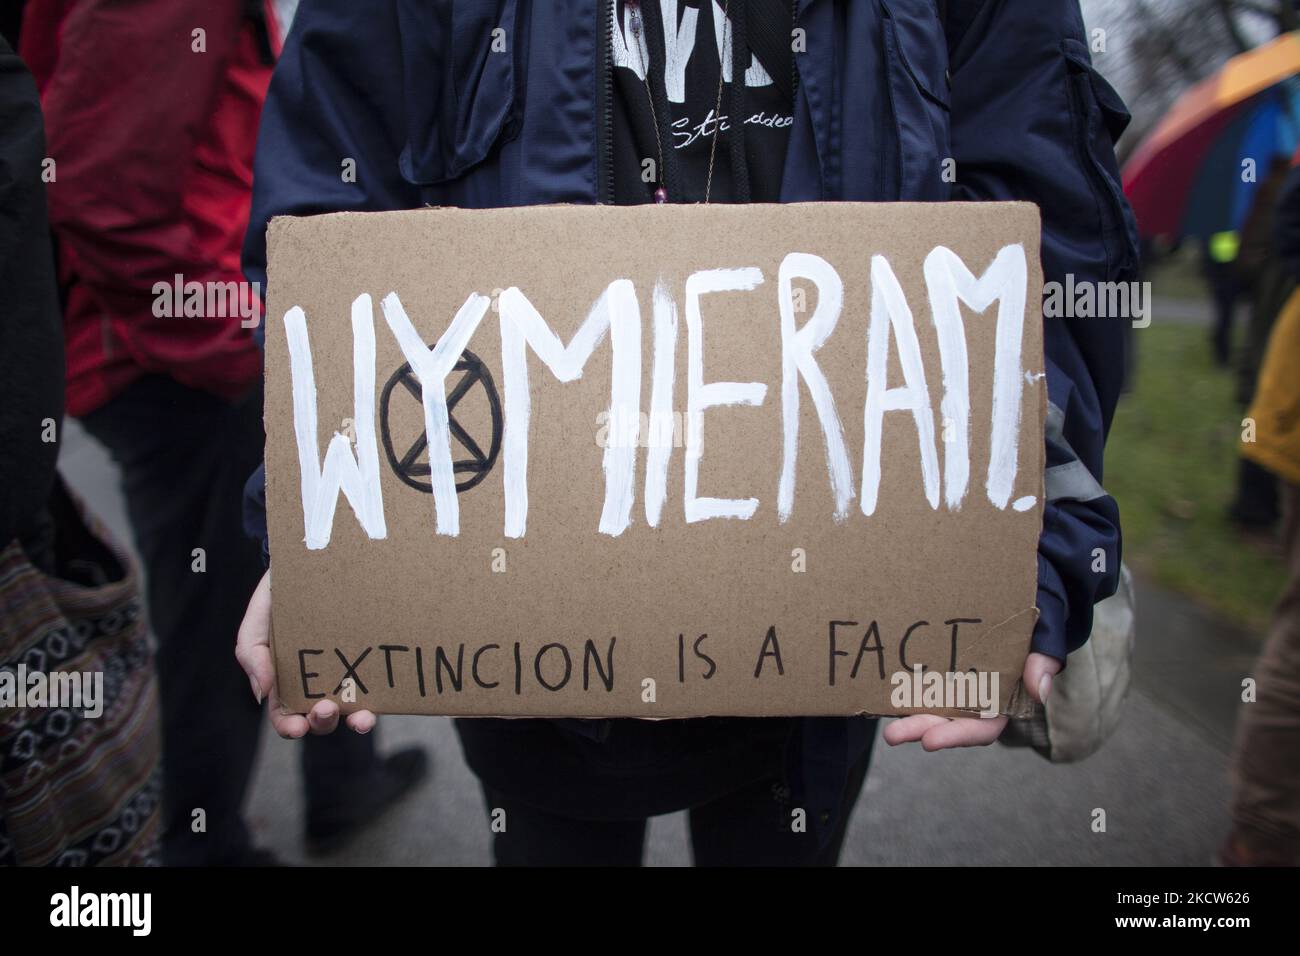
[237,0,1136,865]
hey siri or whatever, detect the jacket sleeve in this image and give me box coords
[0,37,64,545]
[945,0,1138,660]
[241,0,421,555]
[33,0,252,375]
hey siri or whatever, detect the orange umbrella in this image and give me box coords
[1123,31,1300,239]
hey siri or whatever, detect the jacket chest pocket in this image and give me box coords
[395,0,522,187]
[881,0,951,201]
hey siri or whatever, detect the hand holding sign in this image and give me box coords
[236,569,376,737]
[883,652,1060,750]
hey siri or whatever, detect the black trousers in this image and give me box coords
[82,375,376,865]
[483,729,874,866]
[1210,275,1241,366]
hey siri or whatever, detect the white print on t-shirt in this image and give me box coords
[746,111,794,129]
[669,110,795,150]
[611,0,775,104]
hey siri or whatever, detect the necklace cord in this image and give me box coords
[633,1,685,201]
[630,0,736,204]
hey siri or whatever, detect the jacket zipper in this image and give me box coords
[596,0,616,204]
[792,0,800,97]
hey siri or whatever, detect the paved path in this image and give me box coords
[1151,296,1216,327]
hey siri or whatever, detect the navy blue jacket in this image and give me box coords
[242,0,1137,840]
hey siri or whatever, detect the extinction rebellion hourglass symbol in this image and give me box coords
[379,348,503,494]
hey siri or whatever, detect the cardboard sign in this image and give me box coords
[263,202,1045,720]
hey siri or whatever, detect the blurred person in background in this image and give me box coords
[1235,158,1297,407]
[1227,157,1294,532]
[1,33,161,867]
[18,0,427,865]
[1203,229,1244,370]
[1225,160,1300,867]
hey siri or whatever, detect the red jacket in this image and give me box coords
[21,0,279,416]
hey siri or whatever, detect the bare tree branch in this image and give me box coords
[1279,0,1299,32]
[1216,0,1254,50]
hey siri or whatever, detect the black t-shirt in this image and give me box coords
[612,0,794,204]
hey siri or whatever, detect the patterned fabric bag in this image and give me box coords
[0,483,162,866]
